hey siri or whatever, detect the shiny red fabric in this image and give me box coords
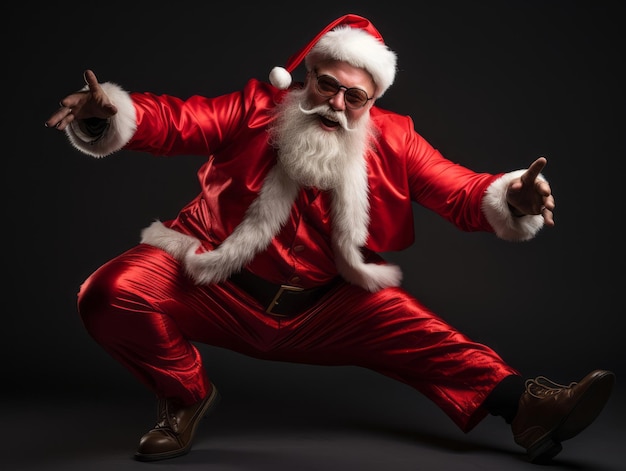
[78,77,519,433]
[127,79,500,268]
[78,244,518,432]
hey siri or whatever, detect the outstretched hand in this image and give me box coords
[506,157,555,227]
[45,70,118,131]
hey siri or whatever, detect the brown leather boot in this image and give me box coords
[512,370,614,463]
[134,385,220,461]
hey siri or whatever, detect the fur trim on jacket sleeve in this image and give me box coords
[66,82,137,158]
[482,169,545,241]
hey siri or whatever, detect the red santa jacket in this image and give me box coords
[66,78,544,287]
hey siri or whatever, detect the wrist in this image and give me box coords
[508,203,525,218]
[70,117,110,145]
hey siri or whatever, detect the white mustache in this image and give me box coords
[298,103,356,132]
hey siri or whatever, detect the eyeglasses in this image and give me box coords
[314,74,373,110]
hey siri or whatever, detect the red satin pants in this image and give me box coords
[77,244,519,432]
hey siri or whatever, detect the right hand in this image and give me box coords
[45,69,118,131]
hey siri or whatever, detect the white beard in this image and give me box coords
[269,88,372,190]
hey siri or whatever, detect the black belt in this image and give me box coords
[229,270,339,317]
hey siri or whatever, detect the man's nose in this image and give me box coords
[328,89,346,111]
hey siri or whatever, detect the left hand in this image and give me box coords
[506,157,555,227]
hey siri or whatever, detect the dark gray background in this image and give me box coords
[4,1,625,470]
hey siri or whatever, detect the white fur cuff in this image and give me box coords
[482,170,545,241]
[66,82,137,158]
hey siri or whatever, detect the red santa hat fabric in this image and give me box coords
[269,14,397,98]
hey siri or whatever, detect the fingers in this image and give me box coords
[45,70,97,130]
[521,157,547,185]
[537,179,553,199]
[531,156,547,170]
[541,206,555,227]
[83,69,99,90]
[47,91,84,129]
[45,104,75,130]
[538,190,556,226]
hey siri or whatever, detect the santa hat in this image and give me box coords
[269,14,397,98]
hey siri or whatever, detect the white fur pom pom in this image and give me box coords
[269,66,292,89]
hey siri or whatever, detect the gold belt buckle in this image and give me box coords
[265,284,304,315]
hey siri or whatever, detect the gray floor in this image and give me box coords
[5,364,624,471]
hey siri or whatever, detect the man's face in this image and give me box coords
[304,60,376,130]
[269,59,375,190]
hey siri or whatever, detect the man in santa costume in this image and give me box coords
[46,14,614,465]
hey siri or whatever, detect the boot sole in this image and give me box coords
[134,385,221,462]
[527,371,615,463]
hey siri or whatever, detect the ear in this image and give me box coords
[305,69,315,85]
